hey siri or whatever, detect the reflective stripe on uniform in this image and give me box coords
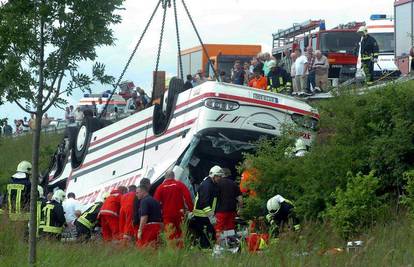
[7,184,25,214]
[193,194,217,217]
[77,203,100,230]
[39,204,63,234]
[99,209,118,217]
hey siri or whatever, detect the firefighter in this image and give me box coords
[74,193,107,241]
[154,170,194,248]
[265,194,300,236]
[6,161,32,221]
[98,186,127,241]
[215,169,242,240]
[358,26,379,85]
[36,186,47,237]
[119,185,138,242]
[136,185,163,248]
[38,189,66,239]
[267,60,291,93]
[189,165,223,249]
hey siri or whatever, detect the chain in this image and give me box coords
[173,0,183,80]
[100,0,162,118]
[181,0,219,81]
[152,1,168,100]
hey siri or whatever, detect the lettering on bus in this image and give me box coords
[253,93,279,104]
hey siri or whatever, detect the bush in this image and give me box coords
[241,81,414,235]
[325,172,385,238]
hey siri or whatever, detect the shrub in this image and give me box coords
[325,172,385,238]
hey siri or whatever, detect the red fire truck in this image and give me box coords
[272,20,364,83]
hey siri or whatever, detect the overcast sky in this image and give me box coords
[0,0,394,124]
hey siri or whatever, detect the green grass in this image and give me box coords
[0,214,413,267]
[0,133,63,188]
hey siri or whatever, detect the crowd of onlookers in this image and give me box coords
[183,48,330,97]
[0,113,55,137]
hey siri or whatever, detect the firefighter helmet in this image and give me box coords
[267,196,281,214]
[357,26,368,34]
[268,60,277,69]
[294,139,307,153]
[16,161,32,174]
[209,165,225,178]
[52,189,66,203]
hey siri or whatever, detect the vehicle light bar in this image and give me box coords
[370,14,388,20]
[204,98,239,111]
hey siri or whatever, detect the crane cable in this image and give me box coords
[100,0,162,118]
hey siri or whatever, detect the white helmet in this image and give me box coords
[267,196,281,214]
[17,161,32,174]
[52,189,66,203]
[96,191,110,203]
[294,139,307,153]
[37,186,44,198]
[357,26,368,34]
[268,60,277,69]
[209,165,224,178]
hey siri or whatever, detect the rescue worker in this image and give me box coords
[119,185,138,242]
[266,194,300,236]
[39,189,66,239]
[189,165,223,249]
[74,193,107,241]
[132,178,151,230]
[248,66,268,90]
[215,170,242,240]
[267,60,291,93]
[154,170,194,248]
[36,185,47,237]
[358,26,379,85]
[136,185,163,248]
[285,139,308,158]
[6,161,32,221]
[98,186,127,241]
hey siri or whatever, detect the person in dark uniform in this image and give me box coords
[358,26,379,85]
[266,194,300,237]
[136,185,162,248]
[189,166,223,249]
[267,60,291,93]
[39,189,66,239]
[6,161,32,221]
[74,195,105,241]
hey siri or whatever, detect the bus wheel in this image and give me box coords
[71,117,104,169]
[152,77,183,135]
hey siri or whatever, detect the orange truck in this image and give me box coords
[180,44,262,79]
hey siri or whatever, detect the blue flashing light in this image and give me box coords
[319,21,326,31]
[83,93,90,97]
[102,93,109,98]
[370,14,387,20]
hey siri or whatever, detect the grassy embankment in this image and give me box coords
[0,133,63,189]
[0,214,413,266]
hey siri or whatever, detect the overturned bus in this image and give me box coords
[46,80,319,205]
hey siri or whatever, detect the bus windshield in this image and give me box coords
[369,32,395,53]
[319,31,361,54]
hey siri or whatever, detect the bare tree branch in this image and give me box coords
[42,71,64,113]
[15,99,35,114]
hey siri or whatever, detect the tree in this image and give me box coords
[0,0,123,265]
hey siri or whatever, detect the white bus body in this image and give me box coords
[48,82,319,205]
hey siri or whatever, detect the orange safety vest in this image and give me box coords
[240,169,258,197]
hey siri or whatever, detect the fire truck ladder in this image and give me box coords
[100,0,219,118]
[272,20,323,54]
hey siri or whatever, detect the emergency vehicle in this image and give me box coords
[356,15,400,79]
[272,20,364,84]
[46,81,319,205]
[394,0,414,74]
[77,92,128,119]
